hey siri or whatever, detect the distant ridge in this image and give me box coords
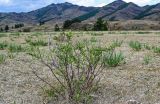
[0,0,160,25]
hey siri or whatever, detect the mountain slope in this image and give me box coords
[28,2,97,22]
[102,2,144,20]
[0,0,159,26]
[135,3,160,20]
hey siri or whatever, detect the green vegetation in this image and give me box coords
[108,40,123,50]
[91,32,104,36]
[29,39,48,46]
[14,23,24,28]
[10,32,20,36]
[0,54,6,64]
[63,19,81,29]
[90,37,97,43]
[93,18,108,31]
[153,46,160,54]
[5,25,9,32]
[0,41,8,50]
[129,41,142,51]
[30,32,108,103]
[143,43,151,50]
[54,24,60,31]
[0,33,7,37]
[143,55,152,65]
[7,44,24,53]
[104,51,125,67]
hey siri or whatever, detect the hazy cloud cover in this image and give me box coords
[0,0,159,12]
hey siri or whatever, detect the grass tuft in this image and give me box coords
[0,41,8,50]
[129,41,142,51]
[0,54,6,64]
[7,44,24,53]
[104,51,125,67]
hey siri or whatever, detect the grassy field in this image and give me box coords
[0,31,160,104]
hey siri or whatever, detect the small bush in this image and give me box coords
[104,51,125,67]
[129,41,142,51]
[0,41,8,50]
[31,33,107,103]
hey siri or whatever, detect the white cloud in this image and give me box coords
[96,3,106,7]
[123,0,152,6]
[66,0,96,6]
[0,0,11,5]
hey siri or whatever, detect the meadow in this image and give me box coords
[0,31,160,104]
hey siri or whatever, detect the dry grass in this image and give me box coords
[0,31,160,104]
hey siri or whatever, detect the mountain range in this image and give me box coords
[0,0,160,25]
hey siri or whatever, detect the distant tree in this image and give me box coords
[63,20,72,29]
[15,23,24,28]
[5,25,9,32]
[63,19,81,30]
[72,18,81,23]
[0,28,3,32]
[93,18,108,31]
[54,24,60,31]
[39,21,45,26]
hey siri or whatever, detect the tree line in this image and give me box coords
[54,18,109,31]
[0,23,24,32]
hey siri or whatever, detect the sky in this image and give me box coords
[0,0,159,12]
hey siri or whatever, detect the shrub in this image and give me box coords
[129,41,142,51]
[104,51,125,67]
[30,33,107,103]
[0,41,8,50]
